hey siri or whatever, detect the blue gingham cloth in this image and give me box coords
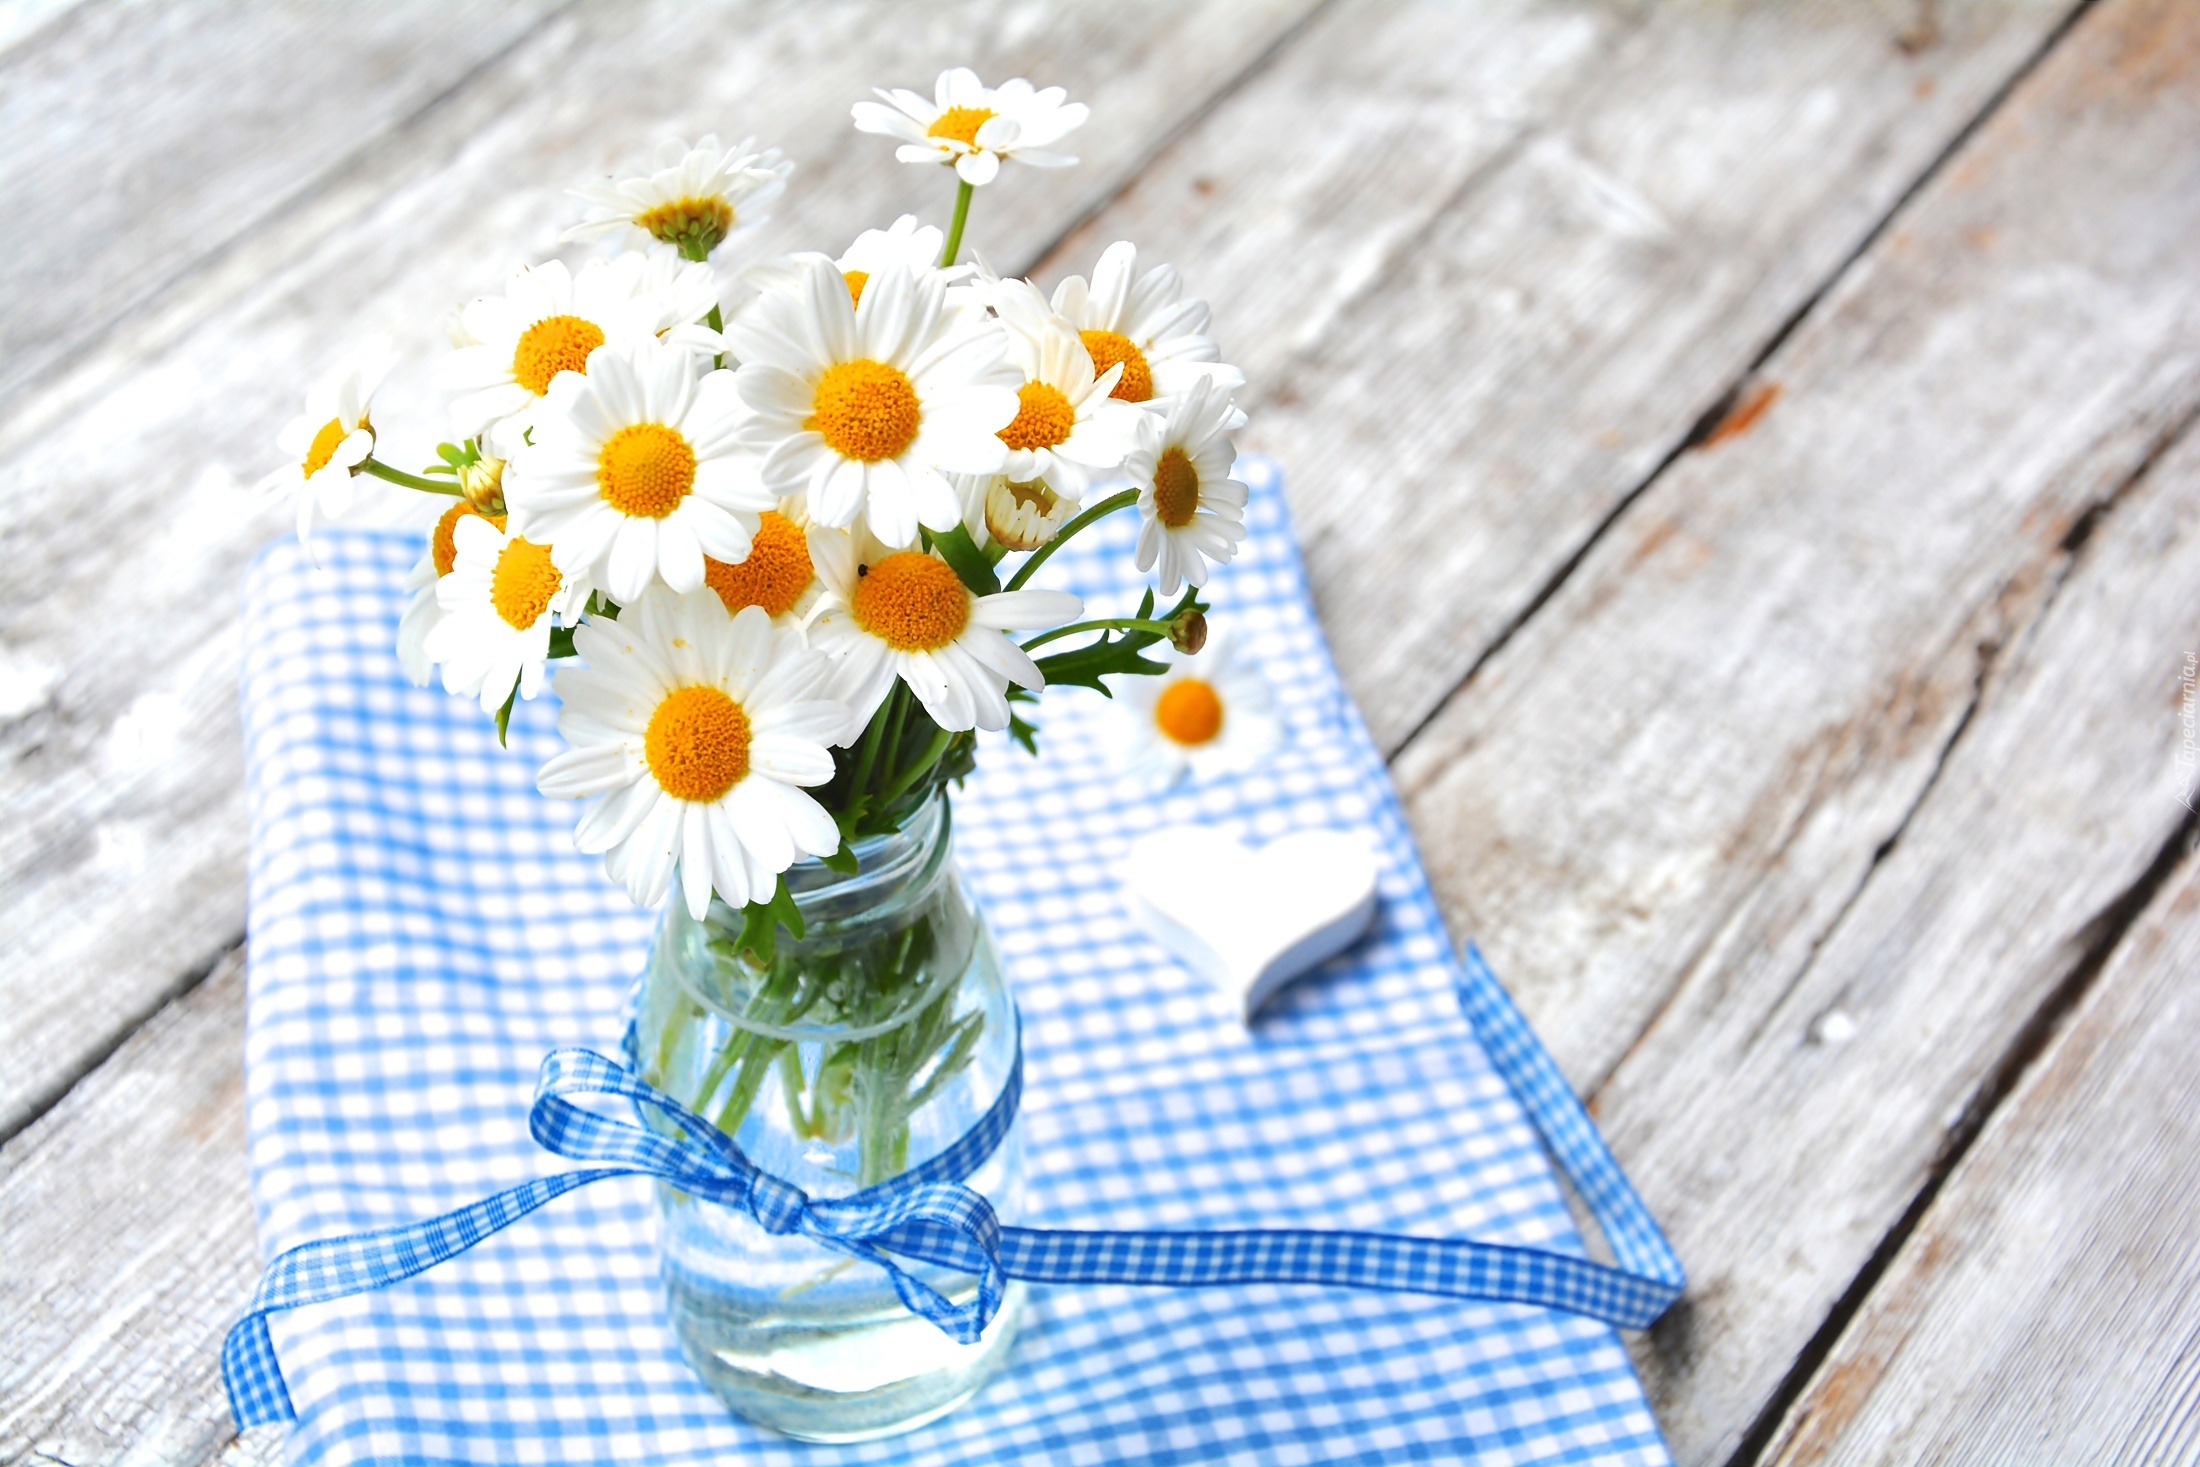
[241,458,1677,1465]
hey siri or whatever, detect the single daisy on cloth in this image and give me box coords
[988,282,1146,498]
[806,525,1081,734]
[562,134,793,259]
[1109,630,1279,790]
[1050,240,1245,408]
[425,512,589,715]
[1128,377,1250,596]
[257,338,391,555]
[395,501,503,686]
[729,257,1018,548]
[701,504,837,628]
[538,591,847,918]
[506,337,772,604]
[441,253,709,458]
[852,68,1086,187]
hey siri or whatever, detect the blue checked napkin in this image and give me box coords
[240,458,1675,1465]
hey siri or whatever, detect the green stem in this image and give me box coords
[939,179,975,268]
[362,457,460,495]
[1003,489,1138,591]
[847,689,896,798]
[1021,616,1174,653]
[877,726,954,806]
[871,689,911,799]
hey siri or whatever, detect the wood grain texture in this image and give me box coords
[1389,0,2200,1457]
[1763,843,2200,1464]
[1036,0,2080,752]
[0,949,273,1466]
[0,0,1323,1142]
[0,0,567,405]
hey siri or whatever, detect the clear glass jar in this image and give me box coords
[629,790,1025,1442]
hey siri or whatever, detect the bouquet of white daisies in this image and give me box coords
[261,68,1253,948]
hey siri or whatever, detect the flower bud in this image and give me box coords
[459,455,506,516]
[984,477,1074,552]
[1168,607,1208,655]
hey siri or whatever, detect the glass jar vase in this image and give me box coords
[629,790,1025,1442]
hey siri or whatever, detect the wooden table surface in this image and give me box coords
[5,1,2198,1461]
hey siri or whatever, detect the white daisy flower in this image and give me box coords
[988,280,1145,497]
[712,215,981,357]
[425,512,589,715]
[852,68,1085,187]
[729,256,1018,548]
[1050,241,1245,407]
[806,526,1081,734]
[1128,377,1250,596]
[396,501,503,686]
[440,253,699,458]
[563,134,793,258]
[538,592,848,919]
[701,503,837,627]
[507,337,775,605]
[1111,631,1279,790]
[837,214,972,295]
[258,338,392,553]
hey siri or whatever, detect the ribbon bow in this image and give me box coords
[222,1043,1023,1427]
[225,954,1684,1431]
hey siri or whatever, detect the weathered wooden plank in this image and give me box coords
[0,0,1324,1142]
[1389,0,2200,1457]
[1036,0,2080,751]
[0,948,270,1466]
[0,0,568,406]
[1761,839,2200,1464]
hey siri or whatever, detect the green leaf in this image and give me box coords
[820,838,860,875]
[493,686,517,746]
[548,626,577,660]
[1008,711,1039,755]
[734,875,805,965]
[925,522,1001,596]
[1033,632,1170,694]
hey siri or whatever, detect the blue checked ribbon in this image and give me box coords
[224,953,1683,1430]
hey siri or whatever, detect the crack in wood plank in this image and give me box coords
[1735,807,2200,1465]
[1723,417,2200,1466]
[0,0,580,412]
[0,930,244,1149]
[1383,0,2101,768]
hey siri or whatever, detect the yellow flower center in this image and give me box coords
[597,422,696,519]
[431,502,506,577]
[844,270,870,307]
[998,380,1075,452]
[511,314,606,396]
[644,685,752,803]
[635,195,735,256]
[851,551,969,651]
[926,106,994,147]
[1152,446,1201,528]
[1080,330,1153,403]
[807,358,921,463]
[301,417,352,477]
[704,511,814,618]
[489,535,562,630]
[1154,677,1224,746]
